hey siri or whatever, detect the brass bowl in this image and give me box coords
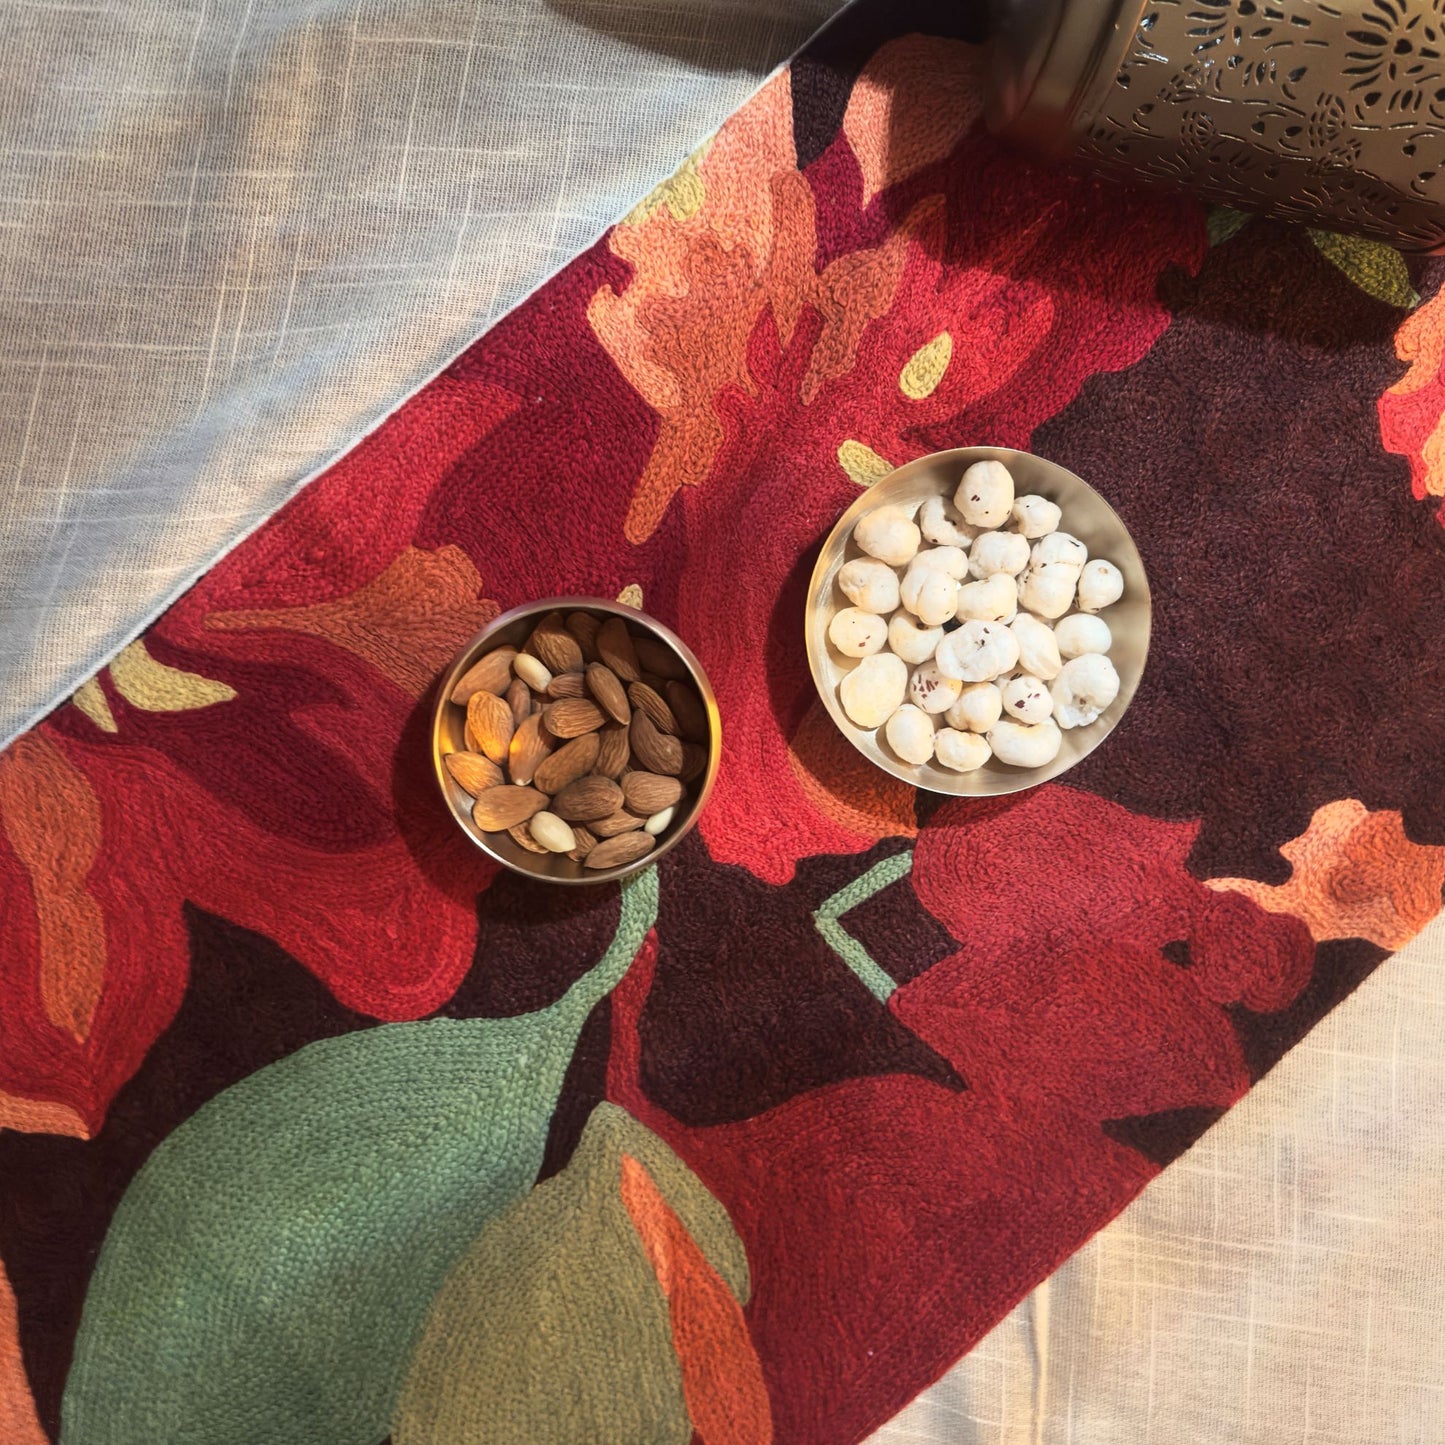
[805,446,1150,797]
[432,597,721,884]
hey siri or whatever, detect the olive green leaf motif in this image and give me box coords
[394,1103,768,1444]
[1205,206,1253,247]
[1307,229,1420,309]
[61,869,658,1445]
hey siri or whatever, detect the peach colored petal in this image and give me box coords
[1389,289,1445,397]
[842,36,986,204]
[1208,799,1445,950]
[0,1255,46,1445]
[620,1154,774,1445]
[0,1090,90,1139]
[0,733,106,1041]
[592,62,967,542]
[207,544,497,698]
[787,700,917,844]
[692,70,797,271]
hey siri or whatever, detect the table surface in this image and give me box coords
[1,3,1441,1441]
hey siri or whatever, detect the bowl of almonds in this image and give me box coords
[806,446,1150,796]
[432,598,719,883]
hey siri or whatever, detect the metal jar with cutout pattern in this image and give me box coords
[987,0,1445,248]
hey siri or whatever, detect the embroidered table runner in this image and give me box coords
[3,4,1444,1441]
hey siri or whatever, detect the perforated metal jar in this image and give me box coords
[988,0,1445,249]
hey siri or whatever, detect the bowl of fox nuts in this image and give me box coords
[433,599,720,883]
[806,446,1151,797]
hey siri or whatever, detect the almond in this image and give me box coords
[584,831,657,870]
[621,771,683,815]
[586,663,631,726]
[591,809,647,838]
[566,611,601,662]
[467,690,515,764]
[594,723,631,779]
[533,733,600,794]
[637,672,666,692]
[528,613,583,675]
[567,824,599,862]
[628,681,677,735]
[630,710,683,775]
[521,611,559,657]
[444,751,504,797]
[505,677,531,728]
[450,646,517,703]
[644,805,676,837]
[546,671,586,699]
[529,811,577,854]
[507,712,554,786]
[664,681,709,743]
[551,775,624,822]
[472,785,548,832]
[543,697,605,739]
[634,636,689,682]
[596,617,640,683]
[513,654,553,692]
[508,822,549,854]
[678,742,709,783]
[465,719,485,753]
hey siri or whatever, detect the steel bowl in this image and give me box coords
[805,446,1150,796]
[432,597,721,884]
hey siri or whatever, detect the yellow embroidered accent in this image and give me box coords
[837,440,894,487]
[71,677,117,732]
[622,140,712,227]
[900,331,953,399]
[108,639,237,712]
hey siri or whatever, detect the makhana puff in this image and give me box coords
[829,458,1126,775]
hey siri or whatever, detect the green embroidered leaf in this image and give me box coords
[62,870,658,1445]
[1206,207,1253,246]
[394,1102,751,1444]
[1308,228,1420,308]
[813,849,915,1003]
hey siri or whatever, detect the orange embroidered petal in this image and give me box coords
[593,109,942,541]
[1207,799,1445,950]
[0,733,107,1041]
[801,198,942,405]
[1,1256,46,1445]
[620,1154,774,1445]
[206,545,498,697]
[0,1090,90,1139]
[787,701,917,844]
[591,233,762,543]
[842,36,986,204]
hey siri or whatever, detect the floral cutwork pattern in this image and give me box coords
[1072,0,1445,245]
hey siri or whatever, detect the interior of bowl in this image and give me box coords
[805,447,1151,797]
[431,597,720,884]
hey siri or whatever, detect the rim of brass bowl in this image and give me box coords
[432,597,721,885]
[805,446,1151,797]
